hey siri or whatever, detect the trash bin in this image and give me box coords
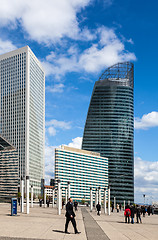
[11,198,17,216]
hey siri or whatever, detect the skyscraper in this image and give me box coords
[82,62,134,203]
[0,46,45,195]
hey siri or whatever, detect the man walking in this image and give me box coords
[65,198,81,234]
[96,202,101,215]
[74,200,78,211]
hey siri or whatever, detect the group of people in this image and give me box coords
[124,205,154,224]
[111,203,122,212]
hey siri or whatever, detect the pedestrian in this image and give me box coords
[119,204,122,211]
[47,199,49,207]
[151,206,154,215]
[96,202,101,215]
[130,205,135,224]
[147,206,151,216]
[136,205,142,223]
[117,204,119,213]
[65,198,81,234]
[39,199,42,207]
[62,200,65,209]
[74,200,78,211]
[111,203,114,212]
[142,206,146,217]
[124,205,131,223]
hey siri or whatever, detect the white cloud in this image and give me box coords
[0,0,93,44]
[45,145,56,185]
[135,156,158,203]
[46,119,72,136]
[0,38,16,55]
[135,111,158,130]
[46,84,65,93]
[48,127,56,136]
[43,26,136,78]
[67,137,83,149]
[44,136,82,184]
[46,119,71,129]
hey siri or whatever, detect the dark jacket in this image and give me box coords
[130,207,136,218]
[65,201,75,218]
[96,203,101,211]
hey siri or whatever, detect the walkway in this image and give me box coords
[81,208,109,240]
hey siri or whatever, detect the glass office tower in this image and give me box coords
[82,62,134,203]
[0,46,45,195]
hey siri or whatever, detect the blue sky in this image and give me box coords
[0,0,158,204]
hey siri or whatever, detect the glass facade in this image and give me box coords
[55,146,108,202]
[82,62,134,203]
[0,135,18,201]
[0,46,45,195]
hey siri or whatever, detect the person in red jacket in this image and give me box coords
[124,206,131,223]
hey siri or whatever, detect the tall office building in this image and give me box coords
[82,62,134,203]
[0,46,45,195]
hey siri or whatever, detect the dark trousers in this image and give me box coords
[125,216,130,223]
[65,217,77,233]
[97,210,100,215]
[137,214,141,223]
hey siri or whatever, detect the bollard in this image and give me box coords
[31,185,33,208]
[114,196,116,210]
[108,186,110,216]
[20,177,24,213]
[65,187,68,204]
[57,180,61,215]
[90,187,93,212]
[26,176,29,214]
[52,189,55,208]
[98,187,101,205]
[95,188,98,208]
[61,187,62,210]
[104,188,107,214]
[68,181,70,199]
[44,187,46,208]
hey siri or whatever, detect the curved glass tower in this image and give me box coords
[82,62,134,203]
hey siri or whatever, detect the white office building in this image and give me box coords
[55,146,108,202]
[0,46,45,195]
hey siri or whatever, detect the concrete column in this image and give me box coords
[52,189,55,208]
[57,180,61,215]
[44,187,46,208]
[104,188,107,214]
[65,187,68,204]
[95,188,98,208]
[128,200,130,206]
[31,185,33,208]
[26,176,29,214]
[61,187,62,209]
[98,187,101,205]
[114,196,116,210]
[20,177,24,213]
[90,188,93,212]
[108,186,110,216]
[124,200,125,210]
[68,181,70,199]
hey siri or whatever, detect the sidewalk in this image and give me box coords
[89,208,158,240]
[1,204,158,240]
[0,203,86,240]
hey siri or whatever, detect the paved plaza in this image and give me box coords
[0,203,158,240]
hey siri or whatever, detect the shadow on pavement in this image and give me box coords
[52,230,65,234]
